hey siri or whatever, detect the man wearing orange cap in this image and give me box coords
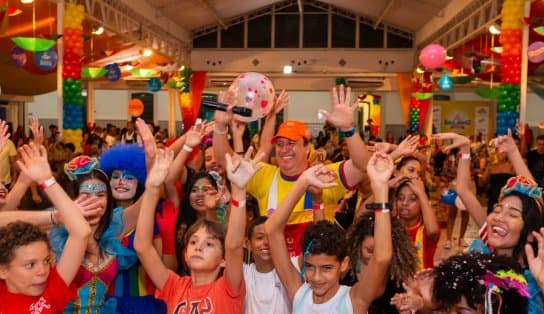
[213,85,370,255]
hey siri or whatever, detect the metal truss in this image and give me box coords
[417,0,502,50]
[83,0,189,64]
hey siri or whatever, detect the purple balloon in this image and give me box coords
[528,41,544,63]
[10,46,27,67]
[419,44,446,70]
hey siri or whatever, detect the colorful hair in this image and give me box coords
[99,144,147,190]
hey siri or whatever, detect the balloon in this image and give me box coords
[105,63,121,82]
[419,44,446,70]
[128,98,144,117]
[147,77,162,92]
[227,72,275,122]
[439,75,453,91]
[10,46,27,67]
[440,189,457,205]
[35,48,58,71]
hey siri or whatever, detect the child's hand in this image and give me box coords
[136,118,157,161]
[367,152,394,187]
[301,164,338,189]
[0,119,10,151]
[29,116,44,146]
[406,177,426,199]
[230,119,247,140]
[146,149,174,189]
[271,90,289,115]
[215,90,237,125]
[185,121,209,148]
[492,128,517,155]
[226,147,265,190]
[73,194,104,224]
[394,134,420,156]
[16,143,52,183]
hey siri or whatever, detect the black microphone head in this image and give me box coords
[233,106,252,117]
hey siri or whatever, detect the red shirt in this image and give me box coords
[406,220,439,269]
[0,267,77,314]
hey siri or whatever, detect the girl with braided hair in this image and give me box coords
[345,212,418,313]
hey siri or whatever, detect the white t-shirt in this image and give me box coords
[243,264,291,314]
[292,283,352,314]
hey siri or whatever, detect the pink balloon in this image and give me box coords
[419,44,446,70]
[228,72,275,122]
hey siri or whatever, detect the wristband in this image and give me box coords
[183,144,194,153]
[214,125,228,135]
[231,199,246,208]
[39,177,56,190]
[365,202,391,211]
[374,208,391,213]
[459,152,471,160]
[50,211,57,225]
[340,126,356,138]
[312,203,324,211]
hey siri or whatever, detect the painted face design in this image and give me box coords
[110,170,138,200]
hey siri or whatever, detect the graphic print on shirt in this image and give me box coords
[173,297,213,314]
[29,297,52,314]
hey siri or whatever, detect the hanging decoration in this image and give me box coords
[104,63,121,82]
[147,77,162,92]
[408,71,433,133]
[438,74,454,91]
[497,0,523,135]
[419,44,447,70]
[62,2,85,150]
[175,68,207,131]
[10,46,27,67]
[34,48,57,71]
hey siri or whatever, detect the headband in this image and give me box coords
[480,270,530,314]
[499,176,544,211]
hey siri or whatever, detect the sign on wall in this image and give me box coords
[434,101,494,139]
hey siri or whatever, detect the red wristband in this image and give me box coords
[39,177,56,190]
[231,199,246,207]
[313,203,324,210]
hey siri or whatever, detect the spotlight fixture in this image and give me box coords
[416,66,425,74]
[141,48,153,57]
[488,24,501,35]
[20,0,34,3]
[92,26,104,35]
[283,65,293,74]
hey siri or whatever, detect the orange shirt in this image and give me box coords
[155,271,245,314]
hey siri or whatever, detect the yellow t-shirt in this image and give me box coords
[0,140,16,185]
[246,161,350,224]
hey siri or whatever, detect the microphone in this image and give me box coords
[201,100,252,117]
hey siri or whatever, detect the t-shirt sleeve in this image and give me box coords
[44,267,77,311]
[218,274,246,299]
[7,140,16,157]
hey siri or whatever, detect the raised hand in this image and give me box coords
[136,118,157,161]
[492,128,518,155]
[406,177,426,199]
[146,149,174,189]
[390,282,425,313]
[432,133,470,153]
[16,143,52,183]
[526,228,544,290]
[367,152,394,186]
[29,116,44,145]
[368,141,396,154]
[0,119,10,151]
[185,121,209,148]
[225,147,265,190]
[393,134,420,157]
[73,194,105,224]
[230,119,247,141]
[319,85,356,130]
[300,164,338,189]
[215,89,237,125]
[271,90,289,115]
[516,120,525,137]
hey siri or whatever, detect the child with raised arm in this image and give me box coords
[0,143,92,313]
[135,148,264,313]
[264,152,393,314]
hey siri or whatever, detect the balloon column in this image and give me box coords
[172,68,207,131]
[62,3,85,149]
[497,0,523,135]
[408,72,433,132]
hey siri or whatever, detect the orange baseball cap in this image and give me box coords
[271,120,311,143]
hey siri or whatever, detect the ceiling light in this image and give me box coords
[489,24,501,35]
[283,65,293,74]
[20,0,34,3]
[141,48,153,57]
[416,66,425,74]
[92,26,104,35]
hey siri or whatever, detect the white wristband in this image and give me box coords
[183,144,194,153]
[460,153,471,160]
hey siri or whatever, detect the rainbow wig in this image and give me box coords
[99,144,147,189]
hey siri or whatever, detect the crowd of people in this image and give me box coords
[0,85,544,313]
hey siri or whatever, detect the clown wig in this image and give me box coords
[99,144,147,190]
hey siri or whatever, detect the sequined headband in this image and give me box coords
[64,156,108,181]
[499,176,544,211]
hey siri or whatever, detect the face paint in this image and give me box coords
[79,182,107,196]
[110,170,138,200]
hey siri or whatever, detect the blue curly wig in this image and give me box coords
[99,144,147,190]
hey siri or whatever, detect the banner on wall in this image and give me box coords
[434,101,494,137]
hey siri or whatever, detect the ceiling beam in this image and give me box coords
[374,0,394,29]
[198,0,227,30]
[297,0,303,15]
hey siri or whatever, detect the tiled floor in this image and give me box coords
[433,212,480,265]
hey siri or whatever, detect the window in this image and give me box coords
[303,14,328,48]
[387,32,413,48]
[359,22,384,48]
[193,31,217,48]
[332,14,355,48]
[221,22,244,48]
[248,15,271,48]
[275,14,299,48]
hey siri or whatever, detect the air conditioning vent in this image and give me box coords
[345,79,384,88]
[209,78,236,87]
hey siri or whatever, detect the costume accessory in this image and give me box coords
[459,152,471,160]
[300,239,314,280]
[231,199,246,208]
[99,144,146,189]
[271,120,311,143]
[480,269,530,314]
[183,144,193,153]
[65,156,100,181]
[340,126,356,138]
[313,203,324,210]
[214,125,228,135]
[499,176,543,211]
[39,176,56,190]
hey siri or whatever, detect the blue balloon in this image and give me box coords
[439,75,453,91]
[147,78,162,92]
[105,64,121,82]
[34,48,58,71]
